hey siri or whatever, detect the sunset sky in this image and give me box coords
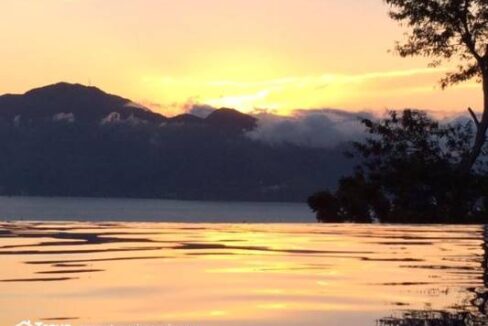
[0,0,482,116]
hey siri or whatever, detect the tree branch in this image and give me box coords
[468,107,480,128]
[459,0,484,63]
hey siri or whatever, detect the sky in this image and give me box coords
[0,0,483,116]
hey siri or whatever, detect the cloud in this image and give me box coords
[100,112,146,125]
[52,112,75,123]
[246,107,481,149]
[141,66,478,116]
[247,109,374,149]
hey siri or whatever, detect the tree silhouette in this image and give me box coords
[309,110,488,223]
[385,0,488,172]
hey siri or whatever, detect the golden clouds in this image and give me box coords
[141,67,481,116]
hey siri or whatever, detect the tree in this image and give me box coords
[353,109,481,222]
[308,191,341,223]
[309,110,488,223]
[385,0,488,172]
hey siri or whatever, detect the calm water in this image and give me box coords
[1,220,487,326]
[0,196,313,223]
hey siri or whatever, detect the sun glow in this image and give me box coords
[0,0,483,117]
[140,67,480,116]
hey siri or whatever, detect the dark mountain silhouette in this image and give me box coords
[205,108,257,131]
[0,83,353,202]
[0,82,167,125]
[168,113,204,124]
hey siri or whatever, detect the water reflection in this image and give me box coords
[378,225,488,326]
[0,222,487,325]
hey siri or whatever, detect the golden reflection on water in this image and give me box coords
[0,222,486,326]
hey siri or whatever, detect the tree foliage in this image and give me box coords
[309,110,488,223]
[385,0,488,87]
[311,0,488,223]
[385,0,488,171]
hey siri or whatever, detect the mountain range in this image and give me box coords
[0,83,353,202]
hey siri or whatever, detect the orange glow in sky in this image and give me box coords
[0,0,482,116]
